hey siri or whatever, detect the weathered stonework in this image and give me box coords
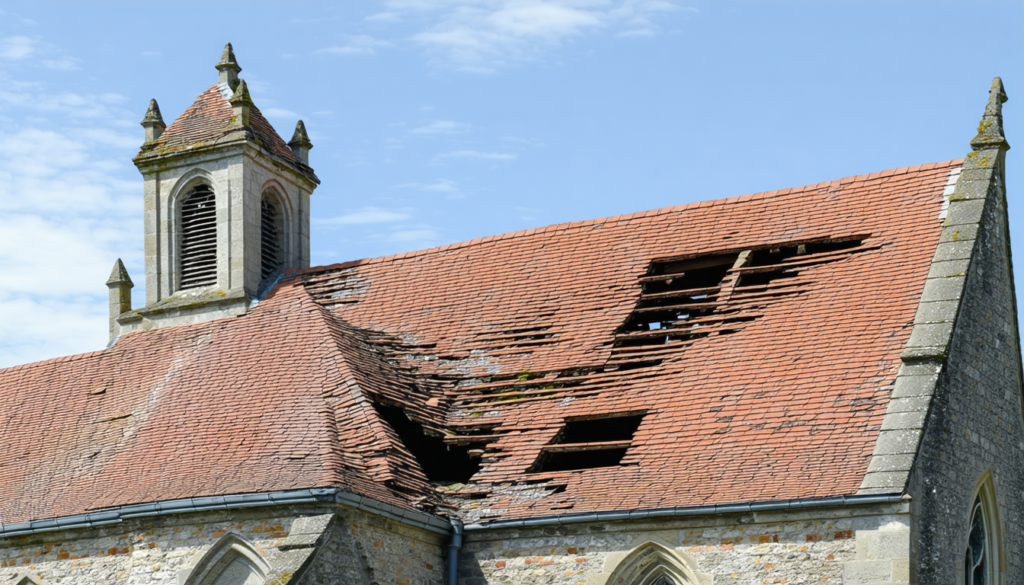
[135,145,312,302]
[458,503,914,585]
[0,504,445,585]
[907,131,1024,582]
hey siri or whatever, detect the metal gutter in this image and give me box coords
[462,493,906,531]
[0,488,452,539]
[0,489,904,539]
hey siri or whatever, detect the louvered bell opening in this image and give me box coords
[179,185,218,290]
[261,198,281,279]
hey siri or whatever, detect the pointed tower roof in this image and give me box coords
[137,84,299,164]
[135,44,303,168]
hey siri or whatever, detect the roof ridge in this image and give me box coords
[303,158,964,274]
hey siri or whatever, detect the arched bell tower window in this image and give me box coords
[965,496,990,585]
[179,184,218,290]
[260,193,284,280]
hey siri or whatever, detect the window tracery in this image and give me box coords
[180,532,270,585]
[965,496,989,585]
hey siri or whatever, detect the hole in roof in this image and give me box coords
[614,253,737,350]
[529,413,645,473]
[737,238,864,288]
[374,403,480,483]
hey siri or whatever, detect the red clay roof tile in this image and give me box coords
[0,159,960,525]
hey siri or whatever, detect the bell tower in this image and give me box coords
[110,43,320,341]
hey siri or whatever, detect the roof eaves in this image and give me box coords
[463,494,908,531]
[0,488,453,540]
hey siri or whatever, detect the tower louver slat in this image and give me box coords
[261,199,280,279]
[179,185,217,289]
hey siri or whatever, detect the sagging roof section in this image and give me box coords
[0,160,956,527]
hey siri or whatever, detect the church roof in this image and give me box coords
[0,160,958,526]
[138,84,299,164]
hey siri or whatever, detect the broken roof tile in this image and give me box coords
[0,159,961,525]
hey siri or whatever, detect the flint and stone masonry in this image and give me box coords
[0,506,445,585]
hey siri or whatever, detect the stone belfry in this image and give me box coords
[107,43,319,342]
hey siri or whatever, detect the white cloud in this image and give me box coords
[381,0,696,71]
[261,107,301,120]
[140,50,161,57]
[0,36,36,60]
[0,39,143,368]
[435,149,516,161]
[618,28,654,37]
[411,119,471,134]
[314,35,392,56]
[366,11,402,22]
[316,207,413,225]
[390,228,440,242]
[41,58,78,70]
[394,179,462,197]
[0,89,130,119]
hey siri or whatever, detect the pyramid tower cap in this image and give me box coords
[106,258,133,287]
[289,120,313,149]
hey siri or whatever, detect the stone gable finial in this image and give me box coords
[288,120,313,165]
[971,77,1009,151]
[229,79,253,128]
[215,42,242,91]
[140,99,166,143]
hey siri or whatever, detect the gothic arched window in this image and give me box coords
[179,184,218,290]
[651,576,678,585]
[181,532,271,585]
[965,496,990,585]
[260,195,282,279]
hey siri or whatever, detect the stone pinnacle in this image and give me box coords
[106,258,133,287]
[971,77,1010,151]
[289,120,313,149]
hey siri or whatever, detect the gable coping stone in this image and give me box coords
[857,78,1011,495]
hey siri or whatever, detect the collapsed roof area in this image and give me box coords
[0,160,957,525]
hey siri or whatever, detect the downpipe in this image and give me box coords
[447,519,464,585]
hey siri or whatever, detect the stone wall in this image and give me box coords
[458,502,913,585]
[909,170,1024,583]
[0,503,446,585]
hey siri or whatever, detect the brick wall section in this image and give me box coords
[909,169,1024,582]
[0,504,446,585]
[458,503,911,585]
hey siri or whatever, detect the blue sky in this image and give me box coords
[0,1,1021,368]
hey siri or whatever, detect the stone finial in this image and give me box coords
[106,259,133,343]
[971,77,1010,151]
[229,79,253,128]
[288,120,313,165]
[215,42,242,91]
[140,99,166,143]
